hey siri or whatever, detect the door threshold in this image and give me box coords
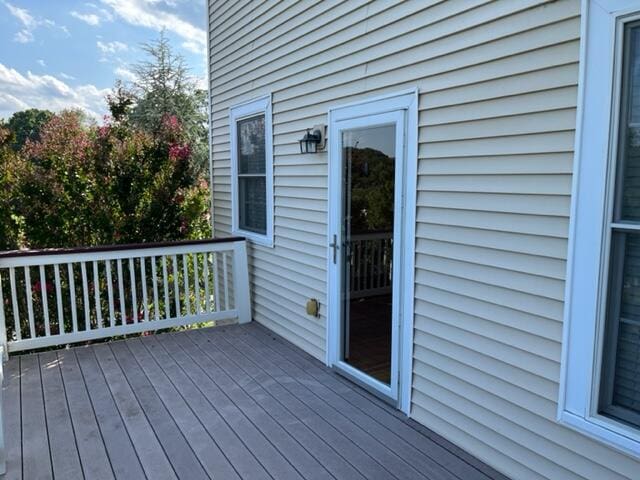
[331,363,397,407]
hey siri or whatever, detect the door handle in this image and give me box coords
[329,234,339,264]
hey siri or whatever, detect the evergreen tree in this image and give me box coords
[125,31,209,177]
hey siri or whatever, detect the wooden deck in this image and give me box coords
[2,322,509,480]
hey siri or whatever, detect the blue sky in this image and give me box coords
[0,0,207,121]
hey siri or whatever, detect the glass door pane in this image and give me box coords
[341,124,396,385]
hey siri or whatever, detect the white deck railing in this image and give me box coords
[349,231,393,299]
[0,237,251,355]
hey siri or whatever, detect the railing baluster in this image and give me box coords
[54,265,64,334]
[203,253,210,313]
[9,268,20,341]
[377,239,383,289]
[93,261,103,328]
[0,272,6,349]
[182,254,191,316]
[212,252,220,312]
[68,263,78,333]
[129,258,138,324]
[172,255,180,317]
[151,256,159,321]
[106,261,115,328]
[162,256,170,319]
[117,259,126,325]
[223,252,229,311]
[24,267,35,338]
[0,239,251,352]
[80,262,90,331]
[141,258,149,323]
[194,253,201,315]
[39,265,50,337]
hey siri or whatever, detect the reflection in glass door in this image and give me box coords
[341,124,396,386]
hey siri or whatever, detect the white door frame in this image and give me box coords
[326,89,418,415]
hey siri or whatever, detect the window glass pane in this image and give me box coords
[237,115,265,174]
[601,232,640,428]
[238,176,266,234]
[618,25,640,221]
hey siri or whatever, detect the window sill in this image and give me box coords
[558,410,640,459]
[233,229,273,248]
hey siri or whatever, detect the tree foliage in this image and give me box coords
[6,108,53,152]
[126,31,209,177]
[1,108,210,250]
[0,33,211,251]
[347,147,395,234]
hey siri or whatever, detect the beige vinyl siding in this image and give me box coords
[209,1,640,479]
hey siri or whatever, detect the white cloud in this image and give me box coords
[37,59,46,68]
[71,11,101,26]
[14,30,33,43]
[100,0,206,54]
[97,40,128,54]
[3,1,69,43]
[4,2,36,29]
[58,72,76,80]
[114,66,137,82]
[0,63,110,121]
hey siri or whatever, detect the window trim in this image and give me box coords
[559,0,640,458]
[229,94,274,246]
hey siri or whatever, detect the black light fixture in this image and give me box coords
[299,128,323,154]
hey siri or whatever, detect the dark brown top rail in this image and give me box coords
[0,236,246,259]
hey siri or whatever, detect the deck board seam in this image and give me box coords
[136,335,271,480]
[128,337,245,480]
[19,357,24,480]
[54,351,86,479]
[57,350,116,480]
[242,323,501,480]
[230,325,469,480]
[159,332,308,480]
[223,327,431,479]
[92,345,179,480]
[187,329,375,480]
[147,335,277,480]
[210,328,413,480]
[109,341,214,480]
[77,348,150,480]
[182,330,340,480]
[36,354,55,479]
[165,334,309,480]
[241,324,480,480]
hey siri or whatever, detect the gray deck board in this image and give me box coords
[20,354,52,480]
[56,350,114,480]
[154,333,304,480]
[186,329,367,480]
[3,323,509,480]
[123,338,241,480]
[39,351,84,480]
[92,344,177,480]
[139,335,271,480]
[191,329,393,480]
[73,347,146,480]
[3,358,21,480]
[171,332,333,480]
[108,341,209,480]
[234,323,496,480]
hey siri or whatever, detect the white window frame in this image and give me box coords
[559,0,640,458]
[229,94,274,246]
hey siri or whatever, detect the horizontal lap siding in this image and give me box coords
[209,1,640,478]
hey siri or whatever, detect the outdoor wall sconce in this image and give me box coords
[299,125,326,154]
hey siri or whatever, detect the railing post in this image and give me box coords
[0,346,5,475]
[232,241,252,324]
